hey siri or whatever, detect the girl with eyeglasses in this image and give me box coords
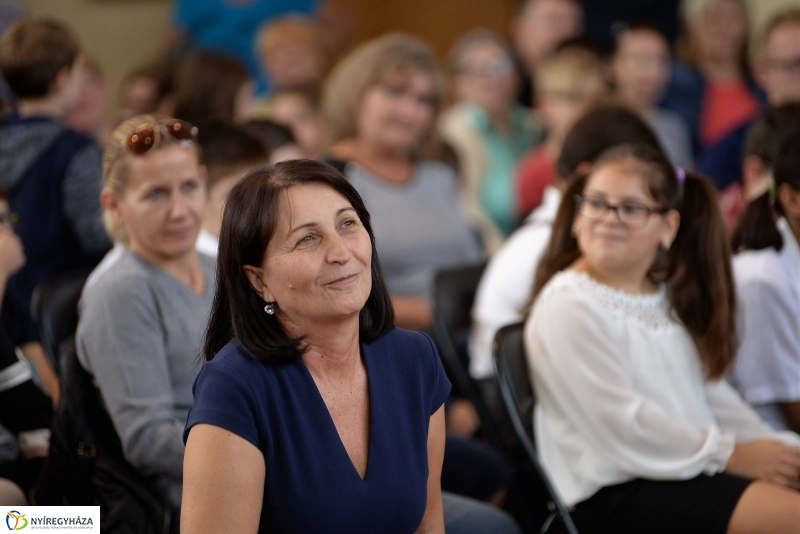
[729,129,800,435]
[525,143,800,534]
[76,115,215,509]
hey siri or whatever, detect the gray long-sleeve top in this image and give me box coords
[76,249,215,503]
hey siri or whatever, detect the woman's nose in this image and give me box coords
[326,233,352,263]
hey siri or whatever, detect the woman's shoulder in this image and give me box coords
[733,247,791,289]
[366,327,436,355]
[83,250,157,304]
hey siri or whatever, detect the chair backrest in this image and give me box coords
[431,262,503,447]
[30,269,91,371]
[493,322,580,534]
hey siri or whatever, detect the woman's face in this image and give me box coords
[693,0,747,63]
[455,41,517,116]
[355,71,437,155]
[574,161,679,276]
[107,144,207,262]
[248,182,373,332]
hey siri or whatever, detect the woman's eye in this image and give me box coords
[341,219,356,229]
[621,204,647,216]
[587,198,606,210]
[182,181,199,192]
[148,189,165,199]
[299,234,315,245]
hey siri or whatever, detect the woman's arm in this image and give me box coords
[182,424,265,534]
[76,281,185,478]
[416,405,446,534]
[392,295,433,331]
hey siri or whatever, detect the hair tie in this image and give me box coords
[674,166,686,185]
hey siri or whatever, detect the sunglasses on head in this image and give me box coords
[126,119,199,156]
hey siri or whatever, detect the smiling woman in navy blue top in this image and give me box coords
[181,160,450,534]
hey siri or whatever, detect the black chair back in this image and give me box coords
[493,322,580,534]
[30,269,91,371]
[431,262,503,449]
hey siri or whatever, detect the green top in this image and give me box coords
[460,102,539,235]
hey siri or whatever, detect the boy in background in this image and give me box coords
[0,18,110,404]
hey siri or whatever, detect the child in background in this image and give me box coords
[516,45,607,216]
[194,120,271,256]
[66,55,112,144]
[610,25,694,170]
[729,108,800,433]
[245,119,304,163]
[268,86,326,159]
[118,57,176,122]
[255,15,329,93]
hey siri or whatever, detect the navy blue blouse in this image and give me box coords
[184,328,451,534]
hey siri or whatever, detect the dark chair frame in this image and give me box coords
[30,268,92,372]
[493,322,580,534]
[431,262,504,451]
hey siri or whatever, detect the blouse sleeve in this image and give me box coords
[184,360,263,449]
[732,274,800,407]
[703,378,800,446]
[77,282,184,479]
[421,333,451,416]
[528,286,735,480]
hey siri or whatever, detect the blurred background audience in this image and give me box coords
[3,0,800,528]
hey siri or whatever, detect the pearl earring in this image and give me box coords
[662,239,672,250]
[264,303,275,315]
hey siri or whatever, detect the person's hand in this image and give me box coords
[0,226,25,278]
[725,439,800,488]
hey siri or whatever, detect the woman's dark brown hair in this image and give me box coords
[172,51,250,124]
[534,144,737,379]
[203,159,395,364]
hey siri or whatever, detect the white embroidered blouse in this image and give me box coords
[524,269,800,507]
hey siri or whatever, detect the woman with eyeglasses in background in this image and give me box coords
[76,115,215,509]
[440,29,541,251]
[525,144,800,533]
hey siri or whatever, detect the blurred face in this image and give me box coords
[514,0,583,67]
[691,0,747,63]
[119,76,159,121]
[537,72,606,139]
[612,29,671,108]
[106,145,207,263]
[756,22,800,105]
[270,92,325,157]
[264,40,327,88]
[574,160,678,276]
[56,57,87,114]
[234,81,257,123]
[247,183,373,332]
[355,71,437,154]
[455,41,518,116]
[67,72,110,134]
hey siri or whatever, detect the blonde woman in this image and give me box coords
[77,115,214,507]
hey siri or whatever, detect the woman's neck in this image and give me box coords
[297,318,362,379]
[699,56,742,83]
[572,256,658,295]
[131,246,205,294]
[332,138,414,185]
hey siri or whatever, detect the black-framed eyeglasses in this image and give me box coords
[125,119,198,156]
[574,195,669,228]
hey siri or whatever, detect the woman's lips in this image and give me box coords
[327,273,359,286]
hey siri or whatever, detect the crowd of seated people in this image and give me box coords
[1,0,800,532]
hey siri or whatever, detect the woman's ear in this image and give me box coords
[100,188,123,226]
[243,265,273,302]
[663,209,681,244]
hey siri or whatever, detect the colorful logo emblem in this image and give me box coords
[5,511,27,531]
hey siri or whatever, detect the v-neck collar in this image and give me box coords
[298,341,375,482]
